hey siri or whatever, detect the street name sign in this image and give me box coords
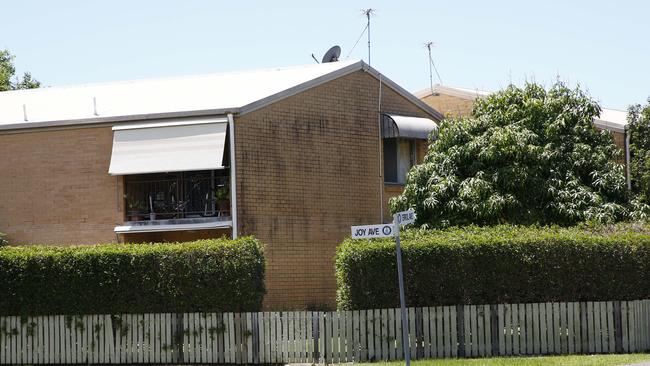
[349,208,417,366]
[351,223,395,239]
[395,209,416,226]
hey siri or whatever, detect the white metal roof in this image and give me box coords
[0,60,442,131]
[416,84,628,133]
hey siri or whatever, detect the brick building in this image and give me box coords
[416,84,630,166]
[0,60,442,309]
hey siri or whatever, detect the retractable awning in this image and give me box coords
[380,113,438,140]
[108,117,228,175]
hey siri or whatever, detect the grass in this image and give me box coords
[357,354,650,366]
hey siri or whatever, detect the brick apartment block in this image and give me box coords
[0,60,441,309]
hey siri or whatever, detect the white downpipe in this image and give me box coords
[228,113,238,239]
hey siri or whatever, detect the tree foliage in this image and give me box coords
[391,82,631,227]
[0,49,40,91]
[629,100,650,203]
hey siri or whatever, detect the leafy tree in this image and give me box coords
[0,49,40,91]
[629,100,650,202]
[391,82,631,227]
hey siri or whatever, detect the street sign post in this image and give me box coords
[350,209,415,366]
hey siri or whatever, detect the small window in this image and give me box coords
[383,138,416,184]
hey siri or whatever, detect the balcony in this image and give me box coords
[116,170,231,234]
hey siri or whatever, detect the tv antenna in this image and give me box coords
[425,41,443,93]
[362,8,376,65]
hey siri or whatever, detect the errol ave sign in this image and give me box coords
[395,208,415,226]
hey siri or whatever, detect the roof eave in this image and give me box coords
[0,108,238,133]
[593,119,627,134]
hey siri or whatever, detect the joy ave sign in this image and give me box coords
[350,223,395,239]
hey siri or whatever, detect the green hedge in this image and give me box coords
[0,237,265,315]
[336,225,650,310]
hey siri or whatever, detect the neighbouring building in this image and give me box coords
[0,60,442,309]
[416,85,630,166]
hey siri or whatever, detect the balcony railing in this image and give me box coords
[124,171,230,223]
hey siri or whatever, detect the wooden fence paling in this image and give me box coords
[3,300,650,364]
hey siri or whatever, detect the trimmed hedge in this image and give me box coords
[0,237,265,315]
[336,225,650,310]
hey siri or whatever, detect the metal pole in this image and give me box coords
[378,74,383,223]
[625,126,632,190]
[393,213,410,366]
[427,43,434,95]
[367,11,371,66]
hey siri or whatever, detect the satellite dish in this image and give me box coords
[321,45,341,63]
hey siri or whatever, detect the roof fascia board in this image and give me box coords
[593,119,626,133]
[0,108,236,132]
[414,85,490,101]
[434,85,490,100]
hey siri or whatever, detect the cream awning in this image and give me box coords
[381,113,438,140]
[108,117,228,175]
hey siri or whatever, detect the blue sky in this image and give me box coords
[1,0,648,110]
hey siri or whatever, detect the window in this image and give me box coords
[123,170,230,222]
[383,138,416,184]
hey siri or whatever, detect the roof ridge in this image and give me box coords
[0,59,363,96]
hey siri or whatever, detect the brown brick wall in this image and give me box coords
[383,184,404,220]
[235,70,434,310]
[601,130,626,164]
[121,228,231,243]
[0,126,122,244]
[421,93,475,118]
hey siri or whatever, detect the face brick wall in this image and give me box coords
[420,93,476,118]
[121,228,231,243]
[235,70,435,310]
[0,126,122,244]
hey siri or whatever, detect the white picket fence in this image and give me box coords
[1,300,650,364]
